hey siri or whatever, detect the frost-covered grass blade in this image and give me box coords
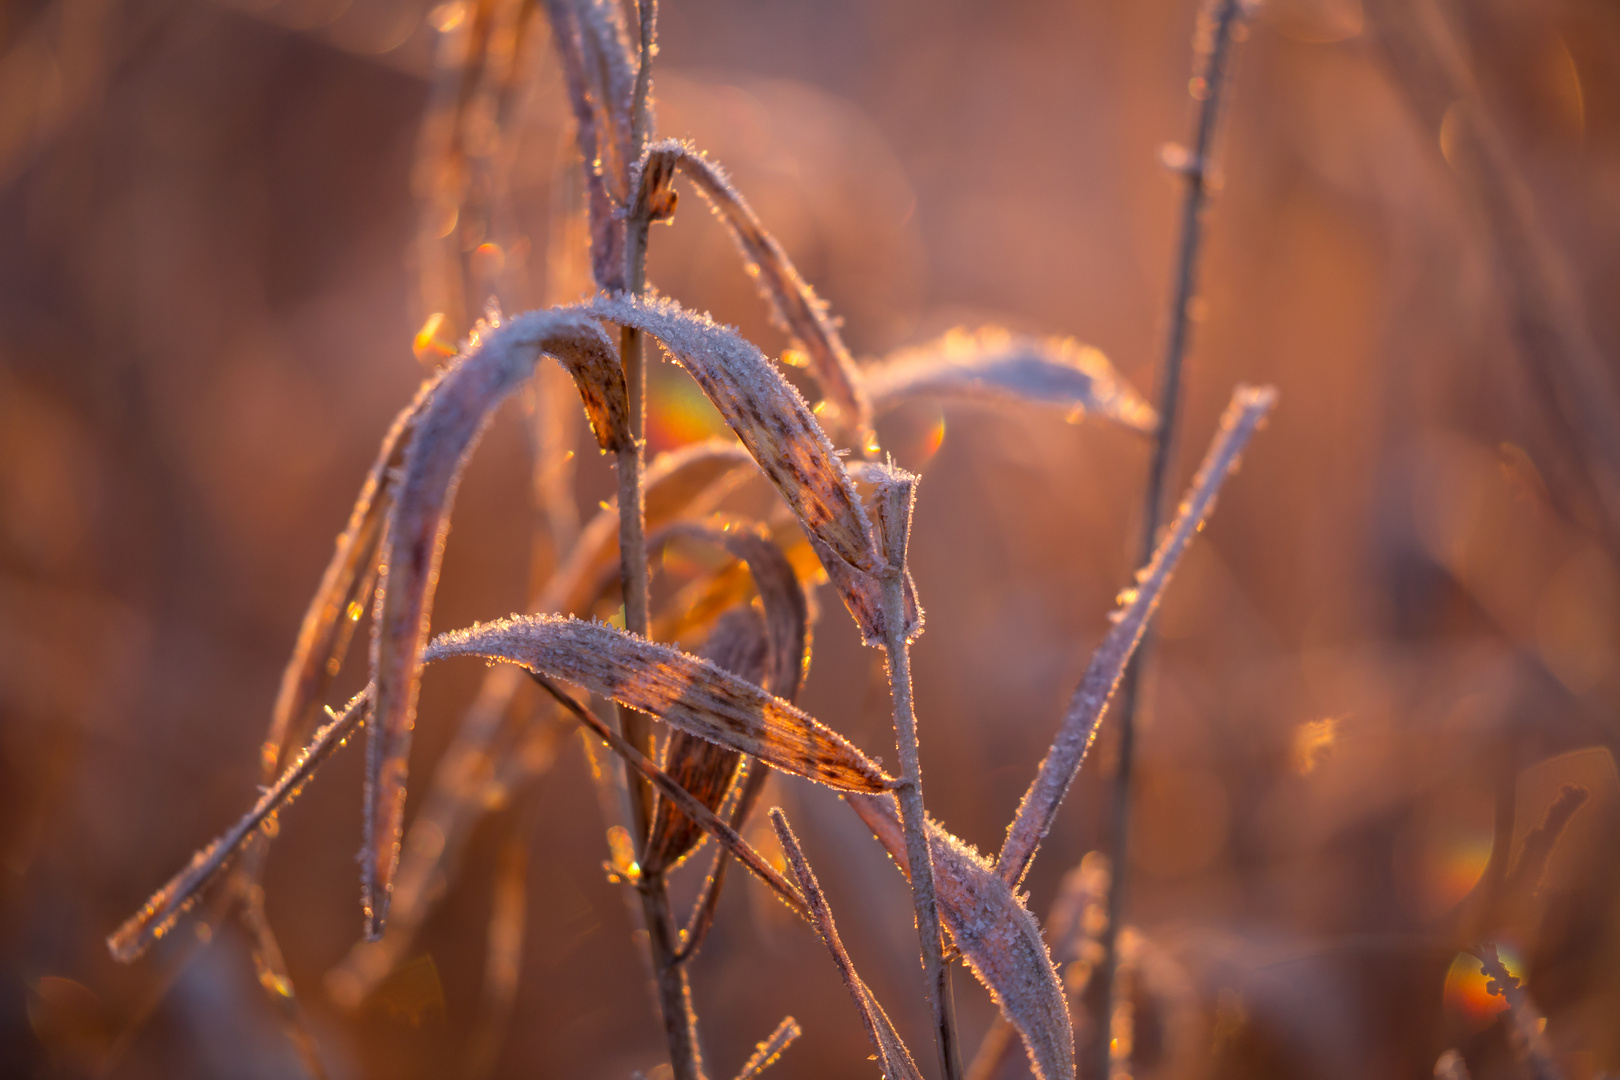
[995,385,1277,889]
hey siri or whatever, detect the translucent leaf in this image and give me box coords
[847,794,1074,1080]
[865,327,1157,434]
[995,385,1277,889]
[424,614,892,792]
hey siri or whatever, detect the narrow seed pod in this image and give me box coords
[864,327,1157,435]
[847,793,1075,1080]
[771,809,926,1080]
[630,139,873,448]
[591,293,879,573]
[367,306,626,937]
[995,385,1276,889]
[425,614,892,792]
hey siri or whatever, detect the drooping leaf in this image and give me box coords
[591,293,878,573]
[632,139,872,447]
[425,614,892,792]
[367,306,625,936]
[771,809,927,1080]
[995,385,1277,889]
[864,327,1157,434]
[847,794,1074,1080]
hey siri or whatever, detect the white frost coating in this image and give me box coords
[995,385,1277,889]
[848,793,1075,1080]
[591,292,879,573]
[425,613,892,793]
[864,327,1158,434]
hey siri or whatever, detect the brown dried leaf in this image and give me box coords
[632,140,872,447]
[771,809,926,1080]
[108,689,372,964]
[591,293,878,573]
[847,794,1074,1080]
[367,307,624,935]
[424,615,892,792]
[995,386,1277,889]
[864,327,1157,434]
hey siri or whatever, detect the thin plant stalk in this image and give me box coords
[1096,0,1247,1075]
[882,569,962,1080]
[608,7,704,1077]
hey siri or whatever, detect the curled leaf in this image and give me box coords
[811,461,923,647]
[425,614,892,792]
[995,385,1277,889]
[260,371,441,784]
[367,306,624,936]
[864,327,1157,434]
[847,794,1074,1080]
[632,139,872,447]
[591,293,878,573]
[108,689,372,964]
[771,809,926,1080]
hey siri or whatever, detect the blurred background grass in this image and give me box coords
[3,0,1620,1077]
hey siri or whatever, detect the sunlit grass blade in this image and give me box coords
[734,1015,801,1080]
[426,614,892,792]
[865,327,1157,434]
[995,385,1277,890]
[108,689,372,964]
[367,306,625,937]
[848,793,1075,1080]
[591,293,878,573]
[770,808,926,1080]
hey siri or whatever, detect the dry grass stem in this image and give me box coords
[998,385,1276,889]
[733,1016,801,1080]
[108,689,372,963]
[1470,944,1565,1080]
[770,809,926,1080]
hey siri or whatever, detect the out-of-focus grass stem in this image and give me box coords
[1097,0,1248,1075]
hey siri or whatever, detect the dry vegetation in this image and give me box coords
[2,0,1619,1078]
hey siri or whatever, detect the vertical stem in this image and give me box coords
[610,6,701,1078]
[882,571,962,1080]
[1096,2,1245,1078]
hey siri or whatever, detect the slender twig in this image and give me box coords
[1096,1,1248,1076]
[882,569,963,1080]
